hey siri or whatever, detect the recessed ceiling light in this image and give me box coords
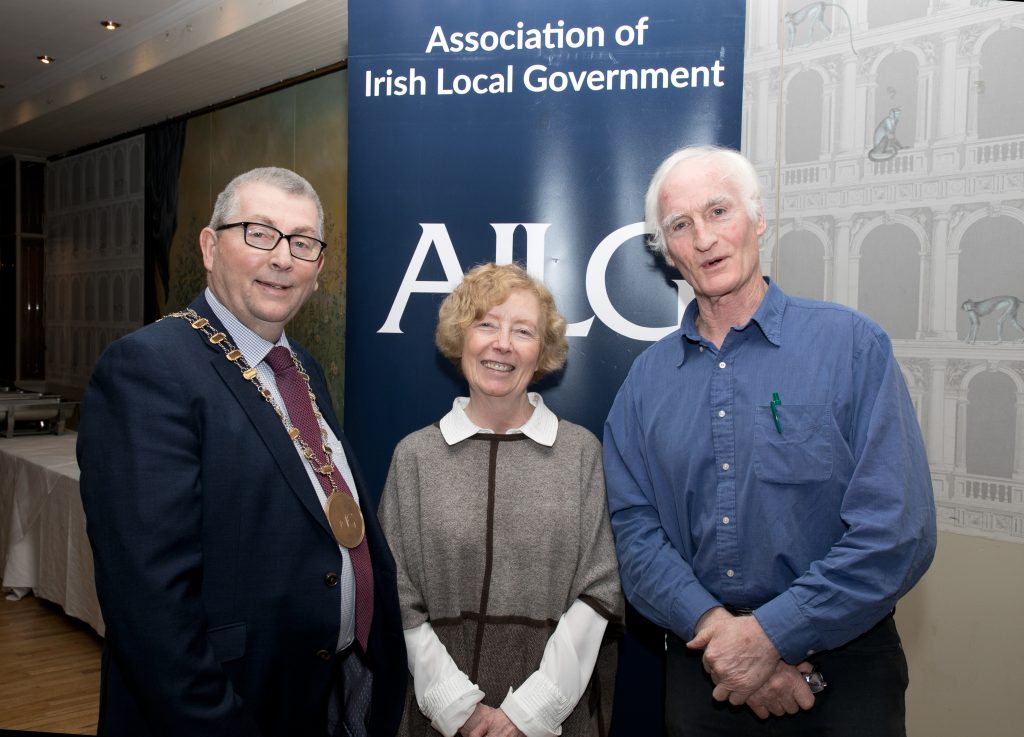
[101,20,122,31]
[37,55,54,64]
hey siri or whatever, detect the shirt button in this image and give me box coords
[722,516,730,525]
[718,410,726,418]
[719,361,727,369]
[722,463,730,471]
[726,569,735,578]
[324,572,339,587]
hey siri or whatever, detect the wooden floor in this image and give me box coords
[0,593,101,735]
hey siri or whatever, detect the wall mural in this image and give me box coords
[745,0,1024,543]
[961,296,1024,344]
[784,2,859,55]
[866,106,905,161]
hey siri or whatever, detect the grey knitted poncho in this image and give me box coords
[379,419,623,737]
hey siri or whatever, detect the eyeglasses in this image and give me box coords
[216,222,326,262]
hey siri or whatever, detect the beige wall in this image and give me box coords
[898,532,1024,737]
[744,2,1024,735]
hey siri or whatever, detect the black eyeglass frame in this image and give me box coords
[215,221,327,262]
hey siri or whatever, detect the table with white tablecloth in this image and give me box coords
[0,432,104,635]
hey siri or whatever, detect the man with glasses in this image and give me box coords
[79,168,406,737]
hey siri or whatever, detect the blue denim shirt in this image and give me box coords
[603,279,936,663]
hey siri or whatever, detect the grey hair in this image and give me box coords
[644,145,762,257]
[208,167,324,237]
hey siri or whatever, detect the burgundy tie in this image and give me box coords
[265,346,374,652]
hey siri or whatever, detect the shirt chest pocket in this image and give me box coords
[753,404,833,484]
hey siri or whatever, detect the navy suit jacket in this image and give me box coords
[78,294,405,737]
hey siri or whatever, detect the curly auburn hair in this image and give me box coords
[435,262,568,381]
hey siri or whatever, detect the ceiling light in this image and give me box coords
[37,55,54,64]
[101,20,122,31]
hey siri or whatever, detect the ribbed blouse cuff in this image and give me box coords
[424,675,484,737]
[501,672,569,737]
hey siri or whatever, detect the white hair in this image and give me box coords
[644,145,762,257]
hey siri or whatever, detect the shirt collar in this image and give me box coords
[204,287,290,365]
[439,392,558,447]
[677,277,785,361]
[750,278,785,346]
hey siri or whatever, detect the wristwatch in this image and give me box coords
[804,671,827,693]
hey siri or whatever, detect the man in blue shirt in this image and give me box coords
[603,146,936,736]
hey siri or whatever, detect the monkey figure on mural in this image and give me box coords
[961,296,1024,344]
[784,2,858,55]
[867,107,905,162]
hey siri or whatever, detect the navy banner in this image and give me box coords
[346,3,744,730]
[347,0,745,492]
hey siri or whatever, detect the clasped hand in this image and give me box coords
[687,608,816,719]
[458,703,526,737]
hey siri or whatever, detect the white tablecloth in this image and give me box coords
[0,432,104,635]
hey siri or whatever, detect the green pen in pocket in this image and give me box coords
[770,392,782,434]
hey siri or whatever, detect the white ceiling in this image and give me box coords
[0,0,347,159]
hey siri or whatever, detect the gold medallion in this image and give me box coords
[325,493,365,548]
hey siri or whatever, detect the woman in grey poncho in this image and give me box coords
[378,263,623,737]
